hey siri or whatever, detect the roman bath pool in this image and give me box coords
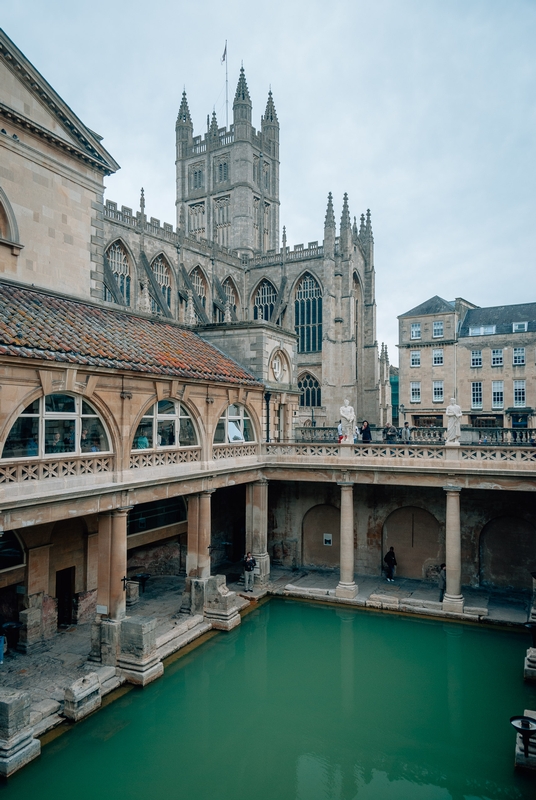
[3,599,536,799]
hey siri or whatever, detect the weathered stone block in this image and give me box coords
[117,616,163,687]
[195,575,242,631]
[126,581,140,607]
[63,673,101,722]
[0,690,40,777]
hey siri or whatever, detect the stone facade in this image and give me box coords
[398,295,536,437]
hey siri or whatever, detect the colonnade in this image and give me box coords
[94,479,465,625]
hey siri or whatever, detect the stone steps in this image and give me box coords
[156,616,212,661]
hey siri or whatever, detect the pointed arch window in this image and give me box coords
[295,273,322,353]
[151,255,172,312]
[215,277,239,323]
[253,279,277,323]
[1,394,110,459]
[298,374,321,408]
[190,267,207,309]
[105,241,131,305]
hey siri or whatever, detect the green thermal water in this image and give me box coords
[3,599,536,800]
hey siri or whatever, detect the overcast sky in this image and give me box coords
[3,0,536,364]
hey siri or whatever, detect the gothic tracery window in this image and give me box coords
[150,255,172,312]
[105,241,131,305]
[190,267,207,320]
[253,279,278,323]
[298,373,321,408]
[215,277,239,322]
[295,273,322,352]
[188,203,206,238]
[214,196,230,248]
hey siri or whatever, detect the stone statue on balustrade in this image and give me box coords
[445,398,462,444]
[340,399,356,443]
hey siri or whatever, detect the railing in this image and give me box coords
[213,443,259,459]
[0,454,114,483]
[130,448,201,469]
[295,427,338,442]
[460,427,536,445]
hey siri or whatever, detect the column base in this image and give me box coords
[63,673,101,721]
[253,552,270,587]
[442,594,464,613]
[0,732,41,778]
[524,648,536,681]
[117,655,164,687]
[98,618,122,666]
[335,582,358,599]
[514,710,536,769]
[191,576,243,631]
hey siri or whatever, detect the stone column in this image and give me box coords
[442,487,464,613]
[246,479,270,586]
[336,482,358,599]
[109,507,130,620]
[197,490,213,579]
[186,493,200,578]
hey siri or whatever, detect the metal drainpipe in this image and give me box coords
[264,391,272,442]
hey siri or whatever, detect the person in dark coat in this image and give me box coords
[438,563,447,602]
[243,552,256,592]
[359,420,372,443]
[384,546,397,582]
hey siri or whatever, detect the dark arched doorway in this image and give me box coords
[479,517,536,590]
[382,506,442,580]
[302,504,340,568]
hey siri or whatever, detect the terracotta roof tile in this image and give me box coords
[0,282,262,386]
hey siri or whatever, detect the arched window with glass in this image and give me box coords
[295,273,322,353]
[253,279,277,323]
[190,267,207,311]
[105,241,131,305]
[151,255,172,312]
[1,394,110,459]
[132,401,198,450]
[298,374,321,408]
[214,405,254,444]
[0,530,25,572]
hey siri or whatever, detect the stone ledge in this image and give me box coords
[156,620,212,661]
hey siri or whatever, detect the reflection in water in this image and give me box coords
[3,600,536,800]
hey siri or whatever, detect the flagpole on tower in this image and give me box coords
[221,40,228,129]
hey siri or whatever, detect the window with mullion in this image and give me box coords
[295,273,322,353]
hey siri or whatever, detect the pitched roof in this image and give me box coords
[459,302,536,336]
[0,282,262,386]
[399,296,455,318]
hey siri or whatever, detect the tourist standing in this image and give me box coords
[384,546,397,582]
[359,420,372,443]
[400,421,412,442]
[244,551,256,592]
[438,563,446,602]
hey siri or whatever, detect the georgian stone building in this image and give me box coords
[398,295,536,441]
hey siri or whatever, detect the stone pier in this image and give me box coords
[0,690,41,778]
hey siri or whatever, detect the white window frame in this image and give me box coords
[469,325,496,336]
[410,382,421,403]
[492,381,504,409]
[491,349,503,367]
[410,350,421,367]
[432,349,444,366]
[513,347,525,366]
[471,350,482,368]
[512,322,528,333]
[433,381,444,402]
[514,380,526,408]
[471,382,483,409]
[432,320,444,339]
[410,323,421,340]
[213,404,255,444]
[132,401,198,451]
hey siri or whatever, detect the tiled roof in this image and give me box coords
[460,302,536,336]
[0,282,262,386]
[399,296,454,318]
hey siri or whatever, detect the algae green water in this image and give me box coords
[3,599,536,800]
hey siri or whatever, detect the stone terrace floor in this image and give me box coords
[1,570,532,709]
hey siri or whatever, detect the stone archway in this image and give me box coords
[479,517,536,590]
[302,504,340,568]
[382,506,442,580]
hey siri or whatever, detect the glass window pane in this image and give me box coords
[243,418,254,442]
[0,531,25,570]
[134,422,153,449]
[81,400,98,415]
[227,420,244,442]
[214,420,226,443]
[157,420,176,447]
[81,418,109,452]
[157,400,176,415]
[22,399,39,415]
[45,394,76,413]
[44,419,76,454]
[228,404,240,417]
[2,417,39,458]
[179,418,197,446]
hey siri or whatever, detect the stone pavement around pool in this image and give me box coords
[0,570,532,735]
